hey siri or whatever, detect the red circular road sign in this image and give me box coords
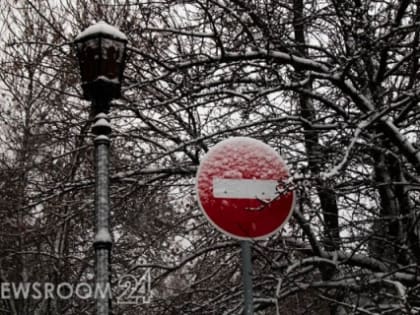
[196,137,295,240]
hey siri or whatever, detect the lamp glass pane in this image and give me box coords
[77,38,101,83]
[99,38,125,82]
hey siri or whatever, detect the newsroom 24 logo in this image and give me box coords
[116,269,152,305]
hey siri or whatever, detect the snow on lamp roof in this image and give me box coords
[75,21,127,41]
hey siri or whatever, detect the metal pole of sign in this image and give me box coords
[240,240,254,315]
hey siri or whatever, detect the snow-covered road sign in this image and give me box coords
[196,137,295,239]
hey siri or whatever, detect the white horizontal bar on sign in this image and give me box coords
[213,178,278,200]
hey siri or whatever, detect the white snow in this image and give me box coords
[95,228,112,243]
[95,76,120,84]
[75,21,127,41]
[93,117,112,129]
[95,135,110,141]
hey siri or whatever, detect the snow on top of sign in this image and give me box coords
[200,136,287,176]
[214,136,268,148]
[207,137,274,158]
[196,136,290,201]
[222,169,243,178]
[75,21,127,41]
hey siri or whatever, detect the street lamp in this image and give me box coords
[74,21,127,315]
[75,20,127,113]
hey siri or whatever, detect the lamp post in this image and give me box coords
[74,21,127,315]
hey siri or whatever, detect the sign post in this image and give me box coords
[196,137,295,314]
[240,240,254,315]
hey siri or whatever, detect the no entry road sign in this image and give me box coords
[196,137,295,240]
